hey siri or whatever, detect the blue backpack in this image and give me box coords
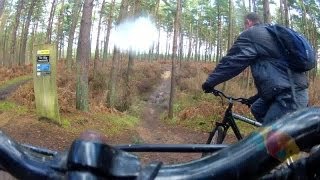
[265,24,316,72]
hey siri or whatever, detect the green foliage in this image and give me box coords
[0,75,31,88]
[131,135,144,144]
[0,101,28,115]
[95,113,139,135]
[127,99,146,117]
[61,117,71,128]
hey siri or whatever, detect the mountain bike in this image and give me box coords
[0,107,320,179]
[205,89,262,148]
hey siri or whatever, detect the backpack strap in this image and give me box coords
[266,25,288,56]
[266,25,298,107]
[286,68,298,108]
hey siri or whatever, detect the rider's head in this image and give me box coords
[244,12,262,30]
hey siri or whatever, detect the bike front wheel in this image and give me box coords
[202,126,225,157]
[209,126,224,144]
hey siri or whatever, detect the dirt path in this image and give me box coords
[0,78,31,100]
[135,66,208,165]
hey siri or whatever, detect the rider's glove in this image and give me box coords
[247,94,259,104]
[240,99,252,108]
[241,94,259,108]
[202,82,213,93]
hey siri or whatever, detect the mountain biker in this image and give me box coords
[201,12,309,125]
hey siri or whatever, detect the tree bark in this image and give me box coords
[168,0,181,119]
[76,0,93,111]
[123,0,141,110]
[94,0,105,66]
[263,0,271,24]
[66,0,82,71]
[216,1,222,62]
[46,0,57,44]
[56,0,65,60]
[9,0,24,67]
[283,0,289,27]
[20,0,37,65]
[106,0,129,108]
[102,0,115,63]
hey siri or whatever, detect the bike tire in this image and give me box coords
[209,126,224,144]
[202,126,225,157]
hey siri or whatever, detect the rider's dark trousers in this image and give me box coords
[250,88,309,125]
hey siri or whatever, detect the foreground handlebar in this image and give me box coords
[0,107,320,179]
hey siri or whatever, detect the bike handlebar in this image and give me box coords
[210,89,249,104]
[1,107,320,179]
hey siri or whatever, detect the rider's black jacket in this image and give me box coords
[205,24,308,101]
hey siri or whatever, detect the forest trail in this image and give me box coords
[0,78,31,100]
[135,65,208,165]
[0,67,209,171]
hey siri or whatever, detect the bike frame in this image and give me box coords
[206,92,262,144]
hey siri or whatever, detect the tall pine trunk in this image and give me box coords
[66,0,82,71]
[102,0,115,63]
[9,0,24,67]
[76,0,93,111]
[20,0,37,65]
[94,0,105,74]
[106,0,129,108]
[46,0,57,44]
[168,0,181,119]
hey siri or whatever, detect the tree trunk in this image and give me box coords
[106,0,129,108]
[263,0,271,24]
[216,1,222,62]
[20,0,37,66]
[123,0,140,110]
[9,0,24,67]
[56,0,65,60]
[279,0,284,24]
[0,0,4,20]
[227,0,233,50]
[168,0,181,119]
[75,0,93,111]
[0,0,6,66]
[46,0,57,44]
[252,0,257,12]
[178,31,183,66]
[283,0,289,27]
[154,0,160,61]
[28,23,38,65]
[66,0,82,71]
[299,0,308,37]
[187,24,192,61]
[102,0,115,63]
[94,0,105,67]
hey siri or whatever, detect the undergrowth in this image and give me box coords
[0,61,164,139]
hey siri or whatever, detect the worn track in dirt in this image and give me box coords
[136,65,208,165]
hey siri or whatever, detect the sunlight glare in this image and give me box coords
[113,16,158,52]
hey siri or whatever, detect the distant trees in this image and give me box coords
[0,0,318,112]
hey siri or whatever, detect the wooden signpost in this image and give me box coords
[33,44,60,124]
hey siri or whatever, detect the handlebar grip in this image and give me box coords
[0,131,63,179]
